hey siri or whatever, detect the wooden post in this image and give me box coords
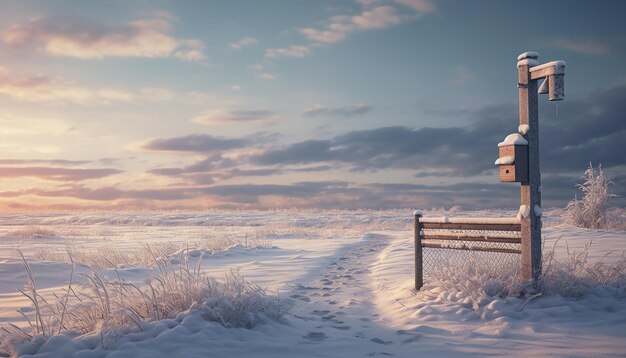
[414,212,423,290]
[517,52,542,281]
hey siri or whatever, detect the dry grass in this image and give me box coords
[31,243,180,269]
[0,249,284,356]
[539,238,626,298]
[420,238,626,313]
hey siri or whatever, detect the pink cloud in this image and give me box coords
[265,45,311,58]
[298,1,434,45]
[2,16,206,60]
[0,167,122,181]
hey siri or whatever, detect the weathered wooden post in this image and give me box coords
[414,211,423,290]
[502,51,565,281]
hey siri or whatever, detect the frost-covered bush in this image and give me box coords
[539,239,625,298]
[0,251,284,356]
[417,239,625,316]
[565,163,615,229]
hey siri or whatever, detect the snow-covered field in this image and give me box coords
[0,209,624,357]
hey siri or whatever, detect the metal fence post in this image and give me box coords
[414,212,423,290]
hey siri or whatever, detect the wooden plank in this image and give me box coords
[529,66,553,80]
[419,217,519,224]
[422,242,521,254]
[420,222,521,231]
[529,61,565,80]
[421,234,521,244]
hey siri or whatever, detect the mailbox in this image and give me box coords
[495,133,528,182]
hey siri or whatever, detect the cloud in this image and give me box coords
[174,49,207,61]
[205,181,349,198]
[254,84,626,179]
[0,159,91,166]
[0,115,76,136]
[190,109,278,125]
[303,103,372,118]
[538,85,626,172]
[2,16,206,60]
[283,1,434,59]
[229,37,257,50]
[0,167,122,181]
[299,6,404,44]
[298,1,432,45]
[251,126,488,174]
[265,45,311,58]
[11,185,195,201]
[173,168,284,185]
[140,87,176,102]
[351,6,403,29]
[449,66,475,85]
[4,84,624,210]
[392,0,435,13]
[141,134,249,153]
[546,37,613,56]
[148,153,239,176]
[0,67,135,104]
[246,64,276,80]
[256,72,276,80]
[0,67,180,104]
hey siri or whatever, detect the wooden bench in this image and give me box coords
[414,212,521,290]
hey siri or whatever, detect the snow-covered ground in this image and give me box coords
[0,209,624,357]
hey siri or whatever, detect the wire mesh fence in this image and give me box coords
[421,227,522,280]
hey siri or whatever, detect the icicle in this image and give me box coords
[555,102,559,117]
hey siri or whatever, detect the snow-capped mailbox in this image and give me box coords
[495,133,529,182]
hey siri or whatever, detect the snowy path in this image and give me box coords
[285,233,405,356]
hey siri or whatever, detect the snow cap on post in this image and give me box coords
[517,51,539,67]
[413,210,423,217]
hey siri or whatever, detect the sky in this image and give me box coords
[0,0,625,211]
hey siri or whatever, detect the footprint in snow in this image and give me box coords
[401,336,421,344]
[370,338,393,345]
[304,332,327,342]
[290,294,310,302]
